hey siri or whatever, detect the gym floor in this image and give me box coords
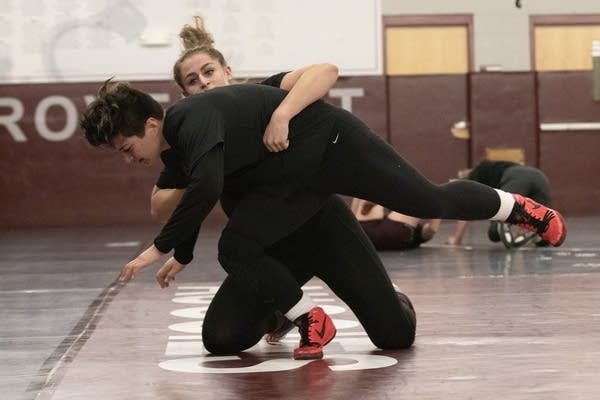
[3,216,599,400]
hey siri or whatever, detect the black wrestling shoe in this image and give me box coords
[497,222,538,249]
[264,311,295,345]
[488,221,501,242]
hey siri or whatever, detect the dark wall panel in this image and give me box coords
[538,71,599,121]
[538,72,600,215]
[0,81,230,228]
[540,133,600,215]
[469,72,538,166]
[388,75,470,183]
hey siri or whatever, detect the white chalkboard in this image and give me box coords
[0,0,381,83]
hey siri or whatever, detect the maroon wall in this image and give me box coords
[1,73,599,229]
[469,72,538,165]
[0,78,387,228]
[537,71,600,215]
[1,81,181,228]
[388,75,470,183]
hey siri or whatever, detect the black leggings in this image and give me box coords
[311,112,501,220]
[205,112,503,354]
[203,196,416,354]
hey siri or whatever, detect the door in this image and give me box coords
[384,15,473,183]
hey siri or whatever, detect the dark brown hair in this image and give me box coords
[80,79,163,147]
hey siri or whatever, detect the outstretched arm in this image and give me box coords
[156,256,188,288]
[352,199,385,221]
[153,146,224,260]
[420,219,441,243]
[263,63,339,152]
[151,186,184,223]
[447,220,468,245]
[120,145,224,284]
[150,148,189,222]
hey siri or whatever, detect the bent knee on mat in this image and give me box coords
[368,307,417,350]
[371,329,416,350]
[202,330,255,355]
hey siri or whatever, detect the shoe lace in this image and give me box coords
[514,204,555,234]
[299,313,320,347]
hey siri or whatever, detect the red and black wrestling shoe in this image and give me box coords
[293,307,336,360]
[508,194,566,247]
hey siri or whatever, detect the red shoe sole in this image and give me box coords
[293,323,337,360]
[293,349,324,360]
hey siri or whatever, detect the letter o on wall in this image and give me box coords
[34,95,78,141]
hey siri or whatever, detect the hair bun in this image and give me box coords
[179,15,215,50]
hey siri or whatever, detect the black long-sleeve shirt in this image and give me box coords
[155,73,288,189]
[154,82,338,263]
[154,75,287,263]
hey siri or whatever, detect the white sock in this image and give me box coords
[285,292,316,322]
[490,189,515,221]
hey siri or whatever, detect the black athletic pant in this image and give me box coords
[311,111,502,220]
[203,196,416,354]
[205,110,506,354]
